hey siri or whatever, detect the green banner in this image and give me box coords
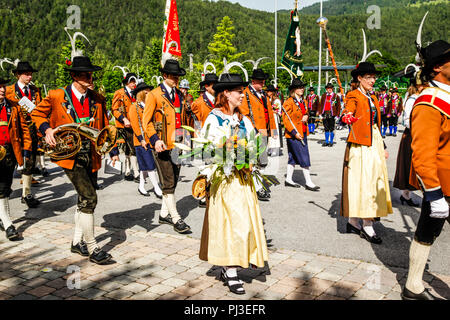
[281,9,304,79]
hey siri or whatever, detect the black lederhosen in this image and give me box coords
[323,111,335,132]
[308,110,316,125]
[414,197,449,245]
[388,114,399,127]
[118,127,136,157]
[381,114,389,128]
[0,144,17,198]
[63,141,97,214]
[152,149,181,195]
[21,121,38,175]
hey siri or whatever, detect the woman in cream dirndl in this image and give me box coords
[341,62,393,244]
[128,82,163,199]
[198,73,268,295]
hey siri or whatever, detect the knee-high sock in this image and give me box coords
[325,131,330,143]
[160,194,169,218]
[253,175,263,192]
[124,156,131,175]
[165,194,181,223]
[148,170,162,197]
[302,168,316,188]
[394,126,397,134]
[405,240,431,294]
[22,174,32,197]
[312,123,316,132]
[0,198,13,230]
[139,171,146,193]
[72,208,83,245]
[79,212,97,254]
[286,164,295,184]
[130,156,139,178]
[330,132,335,144]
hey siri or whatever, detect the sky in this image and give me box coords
[214,0,324,12]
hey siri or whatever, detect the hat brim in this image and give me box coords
[213,81,249,93]
[64,66,103,72]
[159,67,186,77]
[288,84,306,91]
[132,85,153,96]
[351,69,382,78]
[199,80,217,87]
[251,75,269,80]
[13,68,38,73]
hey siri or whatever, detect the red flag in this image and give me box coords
[163,0,182,59]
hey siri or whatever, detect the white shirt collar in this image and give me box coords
[432,80,450,92]
[205,91,215,103]
[71,84,86,101]
[125,86,133,96]
[162,81,173,96]
[250,85,262,98]
[18,80,27,91]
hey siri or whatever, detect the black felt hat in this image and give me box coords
[132,82,153,96]
[159,59,186,76]
[64,56,102,72]
[200,73,219,87]
[350,62,381,79]
[213,73,248,94]
[308,86,315,91]
[288,78,306,91]
[123,73,138,85]
[251,68,269,80]
[0,78,9,85]
[12,61,38,74]
[379,85,387,91]
[325,83,334,89]
[422,40,450,71]
[265,84,278,92]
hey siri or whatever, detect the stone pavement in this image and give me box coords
[0,219,449,300]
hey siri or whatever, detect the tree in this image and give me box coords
[206,16,247,73]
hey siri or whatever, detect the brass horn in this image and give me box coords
[0,145,6,161]
[41,123,117,160]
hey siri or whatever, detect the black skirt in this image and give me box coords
[287,135,311,167]
[393,128,416,191]
[135,146,156,171]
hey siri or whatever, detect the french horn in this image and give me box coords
[40,123,117,161]
[192,175,207,200]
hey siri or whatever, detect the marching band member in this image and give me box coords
[265,84,282,156]
[0,77,32,240]
[31,56,118,265]
[6,61,42,208]
[112,72,139,182]
[387,88,403,137]
[282,78,319,191]
[239,69,278,202]
[403,40,450,300]
[341,62,393,244]
[198,73,268,295]
[143,59,191,234]
[377,86,390,138]
[319,83,341,147]
[128,82,163,199]
[306,86,319,134]
[191,73,219,127]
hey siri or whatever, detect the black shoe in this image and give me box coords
[305,185,320,192]
[153,190,163,199]
[71,241,89,257]
[285,181,301,188]
[41,168,49,177]
[173,219,191,234]
[138,188,150,197]
[220,268,245,295]
[401,287,441,300]
[6,225,21,241]
[393,133,397,137]
[89,248,112,265]
[31,167,41,175]
[159,214,174,226]
[346,223,361,235]
[322,143,329,147]
[21,194,40,208]
[124,174,134,181]
[382,135,386,139]
[328,143,333,147]
[360,228,382,244]
[94,183,104,190]
[133,176,140,183]
[400,195,419,207]
[257,189,270,201]
[199,200,207,208]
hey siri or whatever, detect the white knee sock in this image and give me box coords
[362,219,376,237]
[405,240,431,294]
[160,194,169,218]
[138,171,147,193]
[22,174,32,197]
[72,209,83,245]
[165,193,181,223]
[0,198,13,230]
[225,267,244,287]
[79,212,97,254]
[130,156,139,178]
[124,156,131,175]
[148,170,162,197]
[402,190,410,200]
[302,168,316,188]
[286,164,295,184]
[36,155,45,170]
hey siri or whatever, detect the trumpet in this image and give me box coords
[40,123,118,161]
[0,145,6,161]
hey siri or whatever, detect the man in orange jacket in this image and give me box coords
[402,40,450,300]
[31,56,118,265]
[0,77,32,240]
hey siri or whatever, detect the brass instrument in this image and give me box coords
[40,123,118,161]
[0,145,6,161]
[153,105,167,145]
[192,175,207,200]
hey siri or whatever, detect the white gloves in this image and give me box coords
[430,197,449,219]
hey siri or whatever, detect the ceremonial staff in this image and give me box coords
[280,104,306,146]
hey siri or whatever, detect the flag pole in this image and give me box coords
[274,0,277,87]
[317,0,323,95]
